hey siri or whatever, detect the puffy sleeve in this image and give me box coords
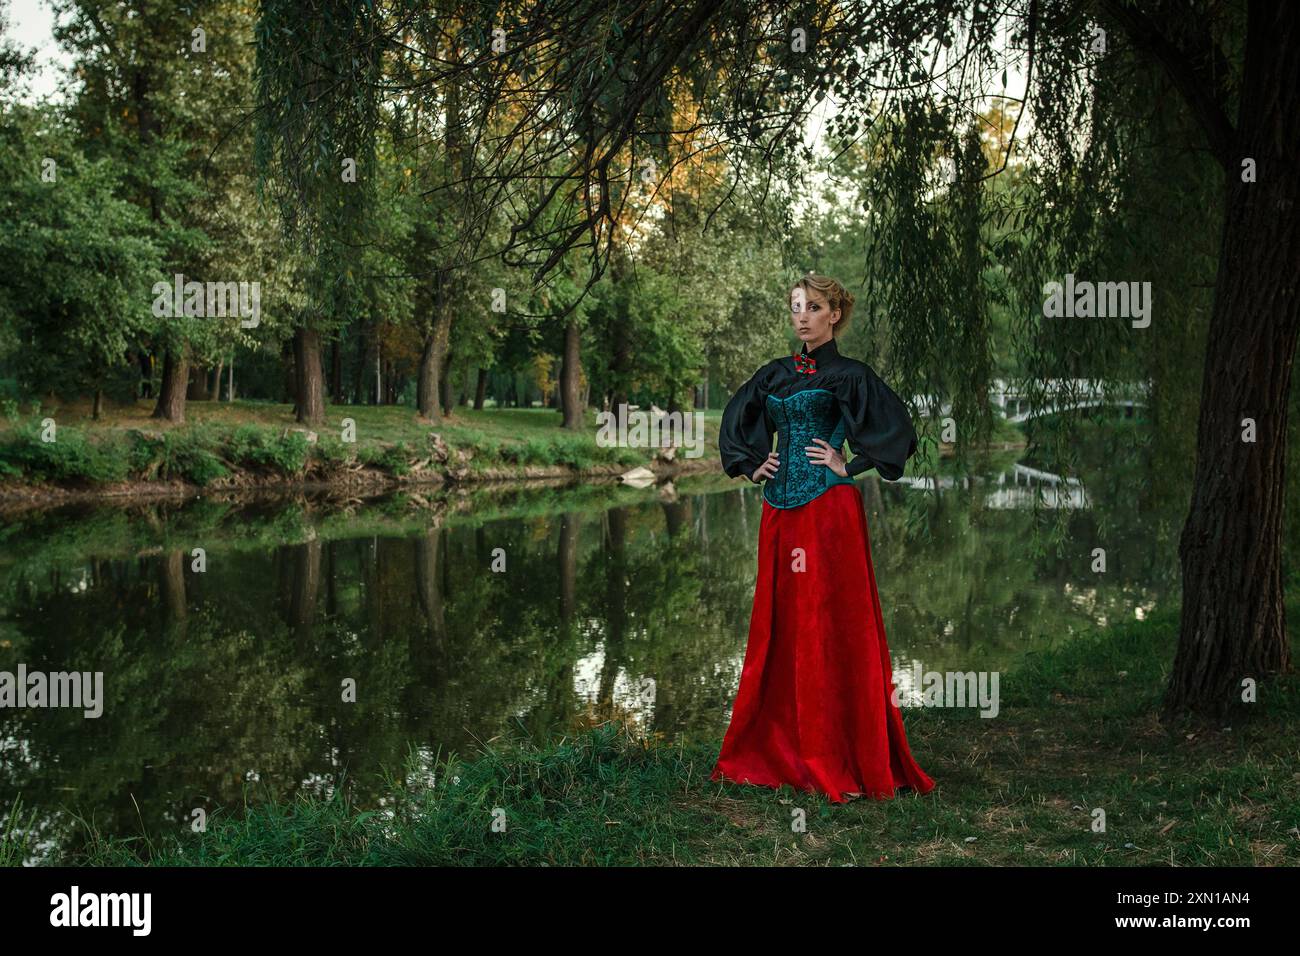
[719,362,775,482]
[838,364,917,481]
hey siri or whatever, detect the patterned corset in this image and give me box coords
[763,389,857,509]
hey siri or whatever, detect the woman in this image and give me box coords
[712,273,935,803]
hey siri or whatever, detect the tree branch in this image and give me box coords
[1098,0,1236,168]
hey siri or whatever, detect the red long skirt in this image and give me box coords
[711,482,935,802]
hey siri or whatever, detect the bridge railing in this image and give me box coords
[912,379,1150,419]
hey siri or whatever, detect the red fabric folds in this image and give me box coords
[711,482,935,802]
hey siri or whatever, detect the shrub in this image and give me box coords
[358,442,411,476]
[0,424,129,483]
[226,425,311,476]
[520,439,557,466]
[169,445,228,485]
[144,430,228,485]
[552,439,593,469]
[126,431,163,474]
[312,436,354,469]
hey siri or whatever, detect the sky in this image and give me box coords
[6,0,68,101]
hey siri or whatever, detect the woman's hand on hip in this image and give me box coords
[806,438,848,477]
[751,451,779,482]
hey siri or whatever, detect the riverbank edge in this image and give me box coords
[27,602,1299,867]
[0,442,1028,510]
[0,400,1029,509]
[0,454,723,510]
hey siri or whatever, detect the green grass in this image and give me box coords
[0,797,38,867]
[0,394,1040,492]
[37,602,1300,866]
[0,395,1039,492]
[0,399,709,488]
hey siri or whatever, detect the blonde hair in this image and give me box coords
[790,273,855,336]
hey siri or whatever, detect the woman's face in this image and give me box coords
[790,286,839,345]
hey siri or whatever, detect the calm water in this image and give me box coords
[0,455,1185,859]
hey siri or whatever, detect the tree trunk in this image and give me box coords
[417,338,435,418]
[561,318,583,429]
[152,348,189,423]
[608,245,633,412]
[294,326,327,425]
[186,364,210,401]
[92,387,104,421]
[210,359,223,401]
[558,512,580,624]
[440,351,455,415]
[331,338,345,404]
[474,367,488,409]
[287,539,322,631]
[353,326,367,404]
[282,339,297,407]
[159,550,187,623]
[414,530,447,648]
[135,61,185,422]
[417,312,451,422]
[1164,4,1300,720]
[610,328,631,411]
[599,507,628,705]
[138,350,154,399]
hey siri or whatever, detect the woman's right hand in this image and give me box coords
[751,451,780,483]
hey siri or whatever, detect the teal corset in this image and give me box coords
[763,389,857,508]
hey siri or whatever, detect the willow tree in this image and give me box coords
[845,0,1300,720]
[388,0,487,423]
[254,0,386,424]
[252,0,1297,719]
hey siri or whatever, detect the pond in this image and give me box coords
[0,450,1185,860]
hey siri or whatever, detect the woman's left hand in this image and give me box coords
[806,438,848,477]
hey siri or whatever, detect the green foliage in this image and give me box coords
[226,425,311,476]
[311,436,355,468]
[0,795,37,867]
[0,403,686,489]
[0,105,162,400]
[170,446,228,486]
[53,603,1300,865]
[358,441,412,476]
[0,423,129,483]
[134,430,229,485]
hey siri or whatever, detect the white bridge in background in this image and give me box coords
[912,378,1150,424]
[889,464,1090,509]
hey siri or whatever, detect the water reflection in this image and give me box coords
[0,460,1183,858]
[893,464,1088,509]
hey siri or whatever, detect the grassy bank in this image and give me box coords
[23,603,1298,867]
[0,399,719,497]
[0,396,1022,501]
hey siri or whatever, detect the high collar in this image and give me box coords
[797,336,839,362]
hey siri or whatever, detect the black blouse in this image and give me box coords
[718,337,917,484]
